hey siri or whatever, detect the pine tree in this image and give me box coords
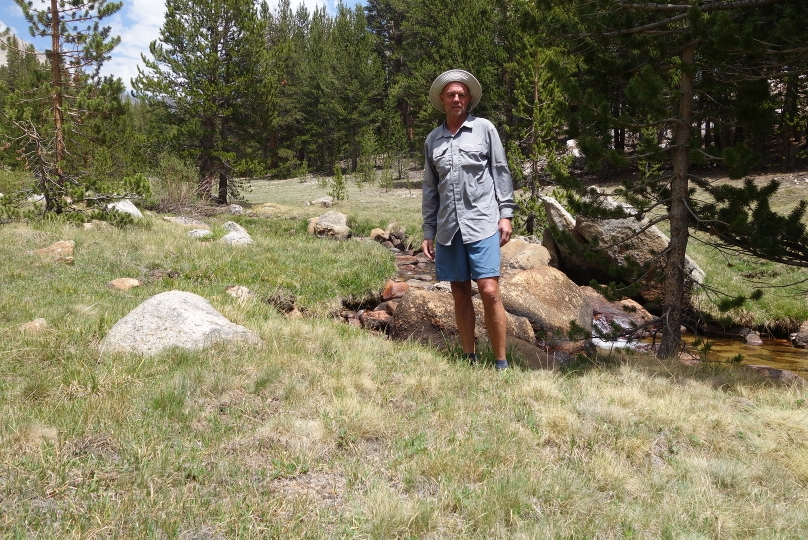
[132,0,268,203]
[3,0,139,215]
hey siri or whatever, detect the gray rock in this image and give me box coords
[100,290,262,356]
[309,211,350,239]
[220,221,254,245]
[188,229,213,239]
[107,199,143,218]
[228,204,243,215]
[309,196,334,208]
[791,320,808,349]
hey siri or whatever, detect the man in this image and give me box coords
[421,69,517,370]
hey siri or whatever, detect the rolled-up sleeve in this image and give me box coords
[488,126,517,219]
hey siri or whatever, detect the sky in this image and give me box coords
[0,0,342,89]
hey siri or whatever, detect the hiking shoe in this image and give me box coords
[495,359,509,371]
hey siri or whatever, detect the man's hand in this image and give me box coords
[422,239,435,261]
[498,218,512,246]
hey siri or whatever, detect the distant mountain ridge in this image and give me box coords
[0,32,47,66]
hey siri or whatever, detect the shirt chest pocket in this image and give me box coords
[458,142,487,169]
[432,145,452,178]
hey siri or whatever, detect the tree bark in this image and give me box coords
[657,41,695,359]
[48,0,66,212]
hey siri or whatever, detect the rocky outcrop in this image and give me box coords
[500,266,592,340]
[541,194,705,309]
[100,290,262,356]
[33,240,75,264]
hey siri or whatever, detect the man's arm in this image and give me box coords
[422,139,440,260]
[488,124,517,223]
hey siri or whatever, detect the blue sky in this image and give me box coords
[1,0,343,89]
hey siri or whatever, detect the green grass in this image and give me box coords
[1,174,807,537]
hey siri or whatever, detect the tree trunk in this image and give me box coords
[217,171,227,204]
[48,0,66,213]
[657,42,695,360]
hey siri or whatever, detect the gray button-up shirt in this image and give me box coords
[422,115,516,245]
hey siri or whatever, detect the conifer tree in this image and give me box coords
[132,0,268,203]
[548,0,808,358]
[3,0,140,215]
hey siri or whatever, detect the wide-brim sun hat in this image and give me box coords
[429,69,482,112]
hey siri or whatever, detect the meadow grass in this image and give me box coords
[1,195,807,538]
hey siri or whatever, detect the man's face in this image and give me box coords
[440,82,471,119]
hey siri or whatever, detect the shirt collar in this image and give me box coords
[438,114,476,138]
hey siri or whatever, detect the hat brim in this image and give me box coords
[429,70,482,112]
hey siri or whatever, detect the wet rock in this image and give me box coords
[791,320,808,349]
[745,332,764,346]
[579,286,656,338]
[382,280,410,300]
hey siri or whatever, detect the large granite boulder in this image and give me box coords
[100,290,262,356]
[541,193,705,309]
[500,266,592,340]
[389,289,535,349]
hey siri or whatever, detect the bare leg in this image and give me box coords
[450,280,476,354]
[477,276,508,361]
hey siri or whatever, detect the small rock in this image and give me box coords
[382,280,410,300]
[745,332,763,346]
[395,255,419,266]
[228,204,243,215]
[220,221,254,245]
[225,285,254,302]
[370,228,388,241]
[19,318,48,334]
[188,229,213,239]
[360,310,392,332]
[107,199,143,218]
[309,196,334,208]
[108,278,141,291]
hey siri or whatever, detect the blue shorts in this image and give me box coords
[435,231,501,282]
